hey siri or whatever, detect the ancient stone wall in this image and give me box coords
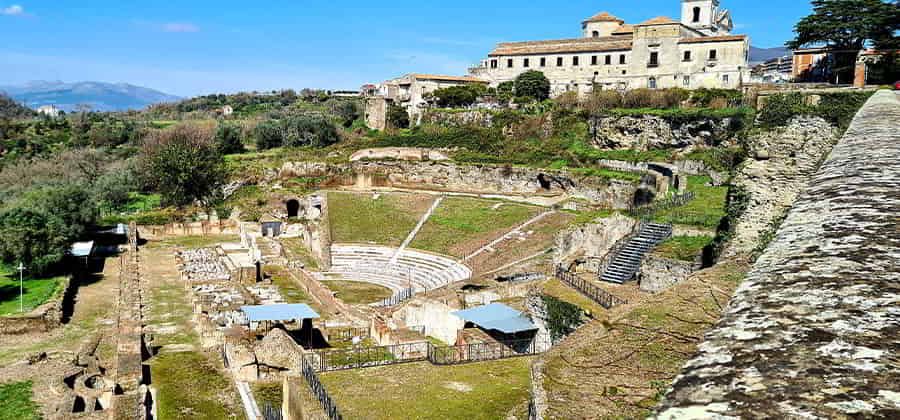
[349,147,450,162]
[0,276,72,335]
[656,91,900,418]
[554,214,638,269]
[589,115,742,150]
[638,255,698,293]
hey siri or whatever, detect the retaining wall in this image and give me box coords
[0,276,73,335]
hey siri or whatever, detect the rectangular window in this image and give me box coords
[683,76,690,86]
[591,55,598,65]
[573,56,579,66]
[649,52,659,67]
[723,74,729,84]
[683,51,692,62]
[605,55,612,65]
[523,58,530,68]
[490,59,498,69]
[540,57,546,67]
[619,54,626,65]
[507,59,514,68]
[709,49,718,61]
[557,57,564,67]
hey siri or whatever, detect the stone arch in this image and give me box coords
[286,199,300,218]
[536,173,552,190]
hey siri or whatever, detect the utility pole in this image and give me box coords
[17,263,25,313]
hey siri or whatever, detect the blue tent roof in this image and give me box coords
[241,304,320,322]
[70,241,95,257]
[452,303,537,334]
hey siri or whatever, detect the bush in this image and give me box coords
[514,70,551,101]
[542,295,584,341]
[328,100,361,128]
[139,124,226,207]
[814,91,875,130]
[622,88,685,109]
[254,120,282,150]
[757,93,809,127]
[582,90,623,115]
[690,88,743,108]
[215,123,245,155]
[554,91,580,111]
[282,114,340,148]
[387,104,410,129]
[431,84,486,108]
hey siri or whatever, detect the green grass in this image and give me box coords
[321,281,393,305]
[251,382,283,413]
[0,263,65,317]
[280,237,320,270]
[124,192,162,213]
[409,197,538,257]
[223,185,267,222]
[150,352,239,420]
[653,235,713,262]
[320,358,533,420]
[0,381,41,420]
[265,266,314,304]
[653,176,728,229]
[567,167,644,183]
[327,192,426,245]
[147,235,240,249]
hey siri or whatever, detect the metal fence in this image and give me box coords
[627,191,696,218]
[305,342,429,372]
[300,357,343,420]
[327,327,370,343]
[554,265,627,310]
[373,287,415,308]
[428,339,540,365]
[262,403,283,420]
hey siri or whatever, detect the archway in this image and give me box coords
[286,199,300,218]
[536,174,552,190]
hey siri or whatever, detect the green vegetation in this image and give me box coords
[542,294,585,341]
[151,351,239,420]
[0,262,65,316]
[253,113,340,151]
[410,197,538,257]
[320,358,533,420]
[387,104,410,129]
[653,176,728,229]
[758,91,875,130]
[139,123,227,207]
[251,382,283,412]
[429,84,487,108]
[514,70,551,102]
[215,123,246,155]
[280,237,320,270]
[322,280,393,305]
[264,265,316,306]
[146,235,239,250]
[654,235,714,262]
[0,381,41,420]
[327,192,428,245]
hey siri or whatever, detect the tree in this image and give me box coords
[328,100,361,127]
[254,120,283,150]
[387,104,410,129]
[139,124,226,207]
[787,0,900,83]
[282,114,340,147]
[430,84,486,108]
[215,123,245,155]
[514,70,551,101]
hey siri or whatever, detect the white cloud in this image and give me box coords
[1,4,25,16]
[160,22,200,33]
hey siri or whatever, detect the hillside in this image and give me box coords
[749,46,791,65]
[0,93,35,119]
[0,81,180,112]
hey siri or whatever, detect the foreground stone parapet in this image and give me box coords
[656,91,900,418]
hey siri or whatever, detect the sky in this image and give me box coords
[0,1,814,97]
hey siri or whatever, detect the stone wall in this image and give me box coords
[656,91,900,418]
[349,147,450,162]
[554,214,638,269]
[278,160,639,208]
[420,109,495,128]
[589,115,742,150]
[0,276,72,335]
[638,255,698,293]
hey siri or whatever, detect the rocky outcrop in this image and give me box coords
[256,328,304,371]
[421,109,495,127]
[657,91,900,418]
[590,115,741,150]
[638,255,698,293]
[349,147,450,162]
[554,214,637,270]
[722,116,839,259]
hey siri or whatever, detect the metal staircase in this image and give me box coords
[599,222,672,284]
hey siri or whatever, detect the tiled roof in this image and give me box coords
[637,16,678,26]
[679,35,748,44]
[583,12,624,24]
[410,74,487,83]
[488,36,633,56]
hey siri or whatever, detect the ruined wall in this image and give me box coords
[0,276,72,335]
[638,255,697,293]
[349,147,450,162]
[657,91,900,418]
[589,115,743,150]
[279,160,639,208]
[391,298,464,345]
[554,214,638,269]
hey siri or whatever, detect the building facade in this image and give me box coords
[364,74,487,130]
[469,0,749,95]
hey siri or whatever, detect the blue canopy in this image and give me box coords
[453,303,537,334]
[241,304,320,322]
[70,241,95,257]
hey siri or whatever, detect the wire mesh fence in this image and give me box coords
[300,357,343,420]
[555,265,628,309]
[305,342,429,372]
[428,339,541,365]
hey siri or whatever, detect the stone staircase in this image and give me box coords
[599,222,672,284]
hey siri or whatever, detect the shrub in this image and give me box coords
[328,100,360,127]
[514,70,551,101]
[254,120,283,150]
[622,88,686,109]
[215,123,245,155]
[431,84,486,108]
[282,113,340,148]
[582,90,623,115]
[387,104,410,129]
[542,295,584,341]
[139,124,226,207]
[814,91,874,130]
[690,88,743,108]
[757,93,809,127]
[554,91,580,111]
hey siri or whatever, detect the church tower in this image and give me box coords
[681,0,733,35]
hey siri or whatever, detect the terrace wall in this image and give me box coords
[0,276,73,335]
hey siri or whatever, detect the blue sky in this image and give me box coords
[0,1,813,97]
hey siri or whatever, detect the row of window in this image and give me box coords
[491,49,719,70]
[646,73,730,89]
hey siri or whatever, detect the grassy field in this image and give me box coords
[146,235,240,250]
[409,197,539,257]
[150,352,241,420]
[280,237,320,270]
[0,263,65,317]
[654,235,713,262]
[252,382,283,413]
[654,176,728,229]
[0,381,41,420]
[322,280,393,305]
[328,192,433,246]
[320,358,533,420]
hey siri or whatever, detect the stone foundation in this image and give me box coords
[638,255,698,293]
[0,276,72,335]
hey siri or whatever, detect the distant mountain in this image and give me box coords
[0,81,181,112]
[750,46,792,65]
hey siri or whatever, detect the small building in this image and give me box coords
[241,303,320,333]
[260,215,283,237]
[221,105,234,116]
[751,55,793,83]
[452,303,538,343]
[36,105,62,117]
[365,74,488,130]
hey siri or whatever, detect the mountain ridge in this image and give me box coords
[0,81,181,112]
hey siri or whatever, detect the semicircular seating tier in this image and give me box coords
[327,244,472,294]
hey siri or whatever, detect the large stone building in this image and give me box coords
[469,0,750,94]
[364,73,487,130]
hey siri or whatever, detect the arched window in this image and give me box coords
[692,7,701,23]
[592,30,600,38]
[648,77,657,89]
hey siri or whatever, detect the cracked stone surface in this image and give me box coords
[656,91,900,418]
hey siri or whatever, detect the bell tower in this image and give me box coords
[682,0,732,35]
